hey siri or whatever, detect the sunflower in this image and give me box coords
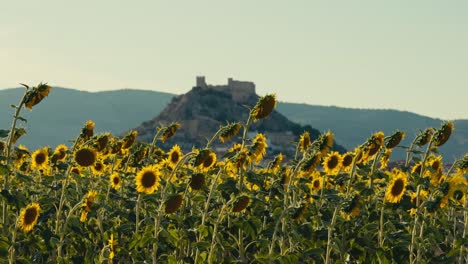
[308,174,323,193]
[19,202,40,232]
[135,165,161,194]
[251,94,277,122]
[80,191,97,222]
[24,83,52,110]
[190,173,205,190]
[385,170,408,203]
[51,144,68,163]
[301,152,321,173]
[316,131,334,156]
[248,133,268,164]
[232,194,250,212]
[94,133,110,152]
[31,147,50,171]
[380,149,392,169]
[11,128,27,144]
[298,131,311,153]
[219,123,242,143]
[270,153,283,172]
[322,151,342,175]
[341,152,354,172]
[411,162,422,175]
[74,147,97,167]
[228,143,242,153]
[165,194,183,214]
[385,131,405,149]
[80,120,95,141]
[414,128,434,147]
[425,156,443,185]
[122,130,138,149]
[441,173,467,207]
[70,167,82,177]
[342,196,360,220]
[92,160,106,176]
[160,123,181,143]
[201,151,217,172]
[110,173,122,190]
[363,132,385,163]
[292,203,308,221]
[167,144,182,167]
[433,121,454,147]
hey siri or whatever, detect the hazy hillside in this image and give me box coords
[276,103,468,161]
[1,87,466,161]
[0,87,173,148]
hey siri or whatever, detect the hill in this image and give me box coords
[276,103,468,160]
[0,87,173,148]
[1,85,466,161]
[133,77,345,156]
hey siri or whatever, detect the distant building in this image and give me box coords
[195,76,255,102]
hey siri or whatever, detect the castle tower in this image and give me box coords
[196,76,207,87]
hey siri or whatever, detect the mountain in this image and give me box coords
[0,87,173,149]
[276,103,468,161]
[1,84,466,161]
[133,77,345,156]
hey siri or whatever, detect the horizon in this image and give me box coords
[1,0,467,120]
[2,84,466,122]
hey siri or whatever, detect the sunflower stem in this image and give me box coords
[325,206,340,264]
[2,91,27,228]
[378,205,385,248]
[135,194,141,234]
[345,148,362,198]
[459,197,467,264]
[409,184,421,264]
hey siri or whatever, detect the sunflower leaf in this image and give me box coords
[0,129,9,138]
[17,116,27,123]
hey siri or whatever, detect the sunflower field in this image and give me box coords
[0,84,467,264]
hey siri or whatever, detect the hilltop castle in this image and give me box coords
[195,76,256,102]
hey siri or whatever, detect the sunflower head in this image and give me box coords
[380,149,392,169]
[80,191,97,222]
[109,173,122,190]
[232,194,250,212]
[190,173,205,190]
[135,165,161,194]
[160,123,181,143]
[11,128,27,144]
[301,152,321,173]
[308,174,323,193]
[341,152,354,171]
[298,131,311,153]
[193,149,217,171]
[165,194,184,214]
[251,94,277,122]
[92,160,106,176]
[385,130,405,149]
[270,153,283,172]
[219,123,242,143]
[94,133,110,152]
[80,120,95,141]
[51,144,68,163]
[248,133,268,164]
[314,131,334,156]
[414,128,434,147]
[433,121,454,147]
[457,154,468,174]
[122,130,138,149]
[31,147,50,171]
[19,202,40,232]
[74,147,97,167]
[167,144,183,167]
[0,141,5,153]
[24,83,52,110]
[342,196,360,220]
[322,151,342,175]
[385,169,408,203]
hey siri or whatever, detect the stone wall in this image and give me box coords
[195,76,256,102]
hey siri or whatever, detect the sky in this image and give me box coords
[1,0,467,120]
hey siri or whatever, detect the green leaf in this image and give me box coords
[17,116,27,123]
[0,129,9,138]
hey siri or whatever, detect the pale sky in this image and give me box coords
[1,0,467,120]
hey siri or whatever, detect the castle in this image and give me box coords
[195,76,256,102]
